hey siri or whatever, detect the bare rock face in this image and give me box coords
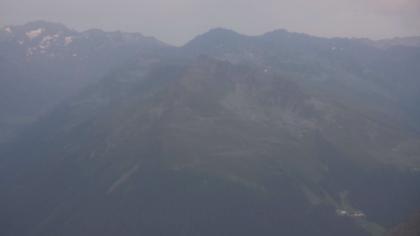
[387,212,420,236]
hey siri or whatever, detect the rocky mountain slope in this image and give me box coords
[0,22,419,236]
[0,21,168,143]
[387,212,420,236]
[183,29,420,128]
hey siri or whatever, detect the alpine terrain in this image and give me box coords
[0,22,419,236]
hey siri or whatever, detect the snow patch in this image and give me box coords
[336,209,347,216]
[26,28,44,40]
[336,209,366,218]
[4,27,12,33]
[26,48,34,57]
[64,36,73,45]
[39,35,56,49]
[331,46,344,51]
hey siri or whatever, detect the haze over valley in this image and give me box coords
[0,15,419,236]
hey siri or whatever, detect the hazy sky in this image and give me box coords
[1,0,419,45]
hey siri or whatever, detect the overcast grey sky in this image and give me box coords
[1,0,419,45]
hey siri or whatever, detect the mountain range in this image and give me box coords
[0,21,168,143]
[0,21,419,236]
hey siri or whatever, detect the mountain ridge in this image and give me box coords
[0,21,170,144]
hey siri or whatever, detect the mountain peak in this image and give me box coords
[185,28,245,45]
[22,20,72,33]
[206,27,241,35]
[261,29,318,41]
[182,28,249,53]
[375,36,420,48]
[1,20,76,41]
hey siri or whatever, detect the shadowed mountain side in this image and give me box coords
[1,57,420,236]
[387,212,420,236]
[183,29,420,133]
